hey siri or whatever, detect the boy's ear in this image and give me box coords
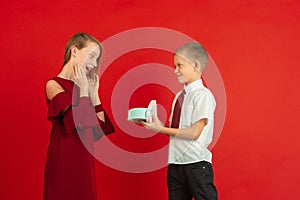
[194,60,202,72]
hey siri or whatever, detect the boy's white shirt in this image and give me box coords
[168,79,216,164]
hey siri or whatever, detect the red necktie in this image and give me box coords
[171,89,185,128]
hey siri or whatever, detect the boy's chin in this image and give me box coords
[177,77,187,84]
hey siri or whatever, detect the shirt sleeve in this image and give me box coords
[191,90,216,125]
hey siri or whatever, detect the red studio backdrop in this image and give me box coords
[0,0,299,199]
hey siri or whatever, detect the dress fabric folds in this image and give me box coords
[44,77,114,200]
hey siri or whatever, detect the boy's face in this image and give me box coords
[174,53,199,84]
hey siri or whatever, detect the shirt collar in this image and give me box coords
[184,79,204,94]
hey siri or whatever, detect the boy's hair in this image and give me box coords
[175,41,208,72]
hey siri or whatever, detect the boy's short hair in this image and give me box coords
[175,41,208,72]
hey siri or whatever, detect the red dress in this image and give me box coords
[44,77,114,200]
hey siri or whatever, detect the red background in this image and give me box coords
[1,0,300,199]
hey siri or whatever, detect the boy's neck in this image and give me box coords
[185,77,201,86]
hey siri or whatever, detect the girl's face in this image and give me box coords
[74,41,100,75]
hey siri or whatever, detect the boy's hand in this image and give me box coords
[131,119,145,125]
[141,115,164,132]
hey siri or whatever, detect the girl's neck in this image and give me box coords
[58,63,74,81]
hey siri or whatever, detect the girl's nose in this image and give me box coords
[92,59,97,67]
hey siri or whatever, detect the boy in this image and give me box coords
[141,42,218,200]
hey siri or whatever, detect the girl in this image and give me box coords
[44,33,114,200]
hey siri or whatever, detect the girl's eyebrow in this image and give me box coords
[91,51,97,55]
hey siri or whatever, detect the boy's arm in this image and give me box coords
[140,116,207,141]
